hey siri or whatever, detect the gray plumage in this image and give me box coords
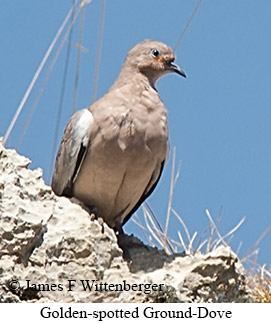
[51,39,186,231]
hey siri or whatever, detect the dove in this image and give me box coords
[51,39,186,233]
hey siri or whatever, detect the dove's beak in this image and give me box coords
[169,62,186,78]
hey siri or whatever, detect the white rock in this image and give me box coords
[0,139,251,302]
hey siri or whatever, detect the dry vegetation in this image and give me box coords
[133,149,271,303]
[246,266,271,303]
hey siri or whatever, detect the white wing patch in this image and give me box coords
[71,109,94,157]
[51,108,94,196]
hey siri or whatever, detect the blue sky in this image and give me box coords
[1,0,271,266]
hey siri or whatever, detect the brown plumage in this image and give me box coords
[51,39,186,231]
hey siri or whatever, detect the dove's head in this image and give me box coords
[124,39,186,85]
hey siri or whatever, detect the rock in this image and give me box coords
[0,139,252,302]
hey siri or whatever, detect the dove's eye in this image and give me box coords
[151,48,160,58]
